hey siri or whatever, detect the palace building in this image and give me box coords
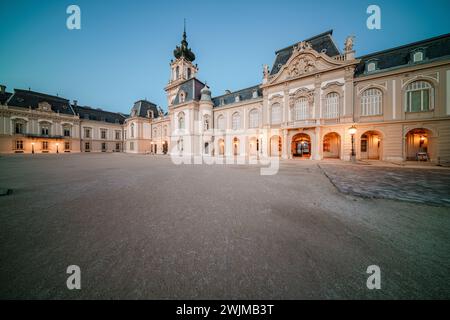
[1,29,450,164]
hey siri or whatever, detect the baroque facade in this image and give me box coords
[1,29,450,164]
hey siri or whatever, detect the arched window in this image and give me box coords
[232,112,241,130]
[217,115,225,130]
[249,109,259,128]
[130,123,135,138]
[203,115,210,131]
[178,112,185,129]
[271,103,281,124]
[176,66,180,79]
[405,80,433,112]
[324,92,339,119]
[294,97,309,120]
[361,88,382,116]
[187,68,191,79]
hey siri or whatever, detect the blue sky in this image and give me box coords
[0,0,449,113]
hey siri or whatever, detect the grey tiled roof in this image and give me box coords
[212,85,262,108]
[73,105,127,124]
[270,30,340,75]
[7,89,75,115]
[172,78,205,105]
[355,32,450,76]
[130,100,158,118]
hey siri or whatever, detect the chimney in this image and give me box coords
[0,85,5,94]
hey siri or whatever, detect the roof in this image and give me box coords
[172,78,205,105]
[355,32,450,76]
[130,100,159,118]
[212,85,262,108]
[6,89,75,115]
[73,105,127,124]
[270,30,341,75]
[0,91,12,105]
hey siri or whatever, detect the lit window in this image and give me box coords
[324,92,339,119]
[361,88,383,116]
[42,141,49,150]
[271,103,282,124]
[65,142,70,150]
[232,112,241,130]
[249,109,259,128]
[405,81,433,112]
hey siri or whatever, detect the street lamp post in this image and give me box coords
[348,126,357,163]
[31,142,35,154]
[56,143,59,154]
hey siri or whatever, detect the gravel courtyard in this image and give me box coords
[0,153,449,299]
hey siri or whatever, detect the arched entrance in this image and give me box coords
[162,141,168,154]
[405,128,434,161]
[291,133,311,158]
[218,138,225,156]
[360,131,382,160]
[323,132,341,159]
[270,135,282,157]
[233,137,240,156]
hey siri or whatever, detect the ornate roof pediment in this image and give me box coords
[37,101,53,112]
[267,44,349,84]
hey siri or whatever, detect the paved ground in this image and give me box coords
[0,154,449,299]
[319,163,450,207]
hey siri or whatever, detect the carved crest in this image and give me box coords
[289,88,314,107]
[288,54,317,77]
[37,101,52,112]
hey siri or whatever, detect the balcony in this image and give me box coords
[25,133,64,139]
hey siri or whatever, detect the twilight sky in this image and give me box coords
[0,0,449,113]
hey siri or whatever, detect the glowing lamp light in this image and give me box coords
[348,126,357,135]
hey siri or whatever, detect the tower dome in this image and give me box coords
[200,84,211,101]
[173,21,196,62]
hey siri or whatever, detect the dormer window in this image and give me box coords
[412,49,425,63]
[179,91,186,103]
[366,61,378,73]
[235,95,240,103]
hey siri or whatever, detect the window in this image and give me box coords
[85,142,90,151]
[405,81,433,112]
[115,143,120,152]
[413,51,424,63]
[15,122,24,134]
[102,142,107,152]
[324,92,339,119]
[361,134,368,152]
[130,141,134,151]
[115,131,120,140]
[232,112,241,130]
[361,88,383,116]
[101,129,107,139]
[179,91,186,103]
[293,98,309,120]
[63,128,71,137]
[41,126,49,136]
[187,68,191,79]
[271,103,282,124]
[15,140,24,150]
[178,112,185,129]
[366,61,377,73]
[217,115,225,130]
[42,141,49,150]
[249,109,259,128]
[84,128,91,138]
[176,66,180,79]
[130,123,135,138]
[65,141,70,150]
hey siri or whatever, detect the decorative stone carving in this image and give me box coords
[344,36,354,52]
[288,54,317,77]
[37,101,52,112]
[263,64,270,83]
[289,88,315,107]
